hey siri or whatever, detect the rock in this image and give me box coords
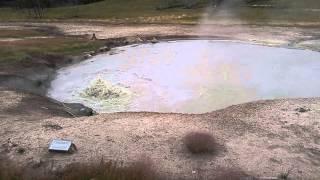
[150,37,159,44]
[126,37,137,43]
[43,123,63,130]
[126,36,143,43]
[98,46,111,53]
[88,51,96,56]
[16,147,26,154]
[84,54,92,59]
[136,36,143,42]
[109,51,118,55]
[8,139,18,148]
[295,107,310,113]
[63,103,95,117]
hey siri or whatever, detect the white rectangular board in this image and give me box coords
[49,139,72,152]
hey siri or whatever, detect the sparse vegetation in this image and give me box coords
[0,155,259,180]
[183,131,219,154]
[156,0,206,10]
[0,36,104,65]
[60,157,162,180]
[0,29,47,38]
[277,169,292,180]
[213,168,256,180]
[0,156,164,180]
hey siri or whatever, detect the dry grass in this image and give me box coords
[213,168,256,180]
[0,37,104,65]
[0,155,259,180]
[183,131,219,154]
[0,156,53,180]
[0,156,164,180]
[0,29,48,38]
[0,158,256,180]
[60,157,163,180]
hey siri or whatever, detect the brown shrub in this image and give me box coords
[183,131,219,154]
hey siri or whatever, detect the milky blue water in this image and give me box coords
[48,40,320,113]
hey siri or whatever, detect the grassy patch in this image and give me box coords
[0,37,104,65]
[43,0,204,23]
[0,0,319,24]
[0,29,49,38]
[0,0,204,23]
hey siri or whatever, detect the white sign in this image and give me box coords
[49,139,72,152]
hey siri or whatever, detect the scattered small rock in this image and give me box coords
[136,36,143,42]
[16,147,26,154]
[126,36,142,43]
[62,103,95,117]
[109,51,118,55]
[269,158,282,164]
[84,54,92,59]
[3,138,18,149]
[98,46,111,53]
[295,107,310,113]
[150,37,159,44]
[43,124,63,130]
[2,139,16,153]
[41,106,49,110]
[88,51,96,56]
[69,144,78,153]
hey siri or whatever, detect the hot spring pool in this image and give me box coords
[48,40,320,113]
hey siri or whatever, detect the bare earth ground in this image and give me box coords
[0,23,320,179]
[1,90,320,179]
[2,22,320,50]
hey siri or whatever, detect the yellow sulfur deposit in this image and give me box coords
[81,78,130,99]
[79,77,132,112]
